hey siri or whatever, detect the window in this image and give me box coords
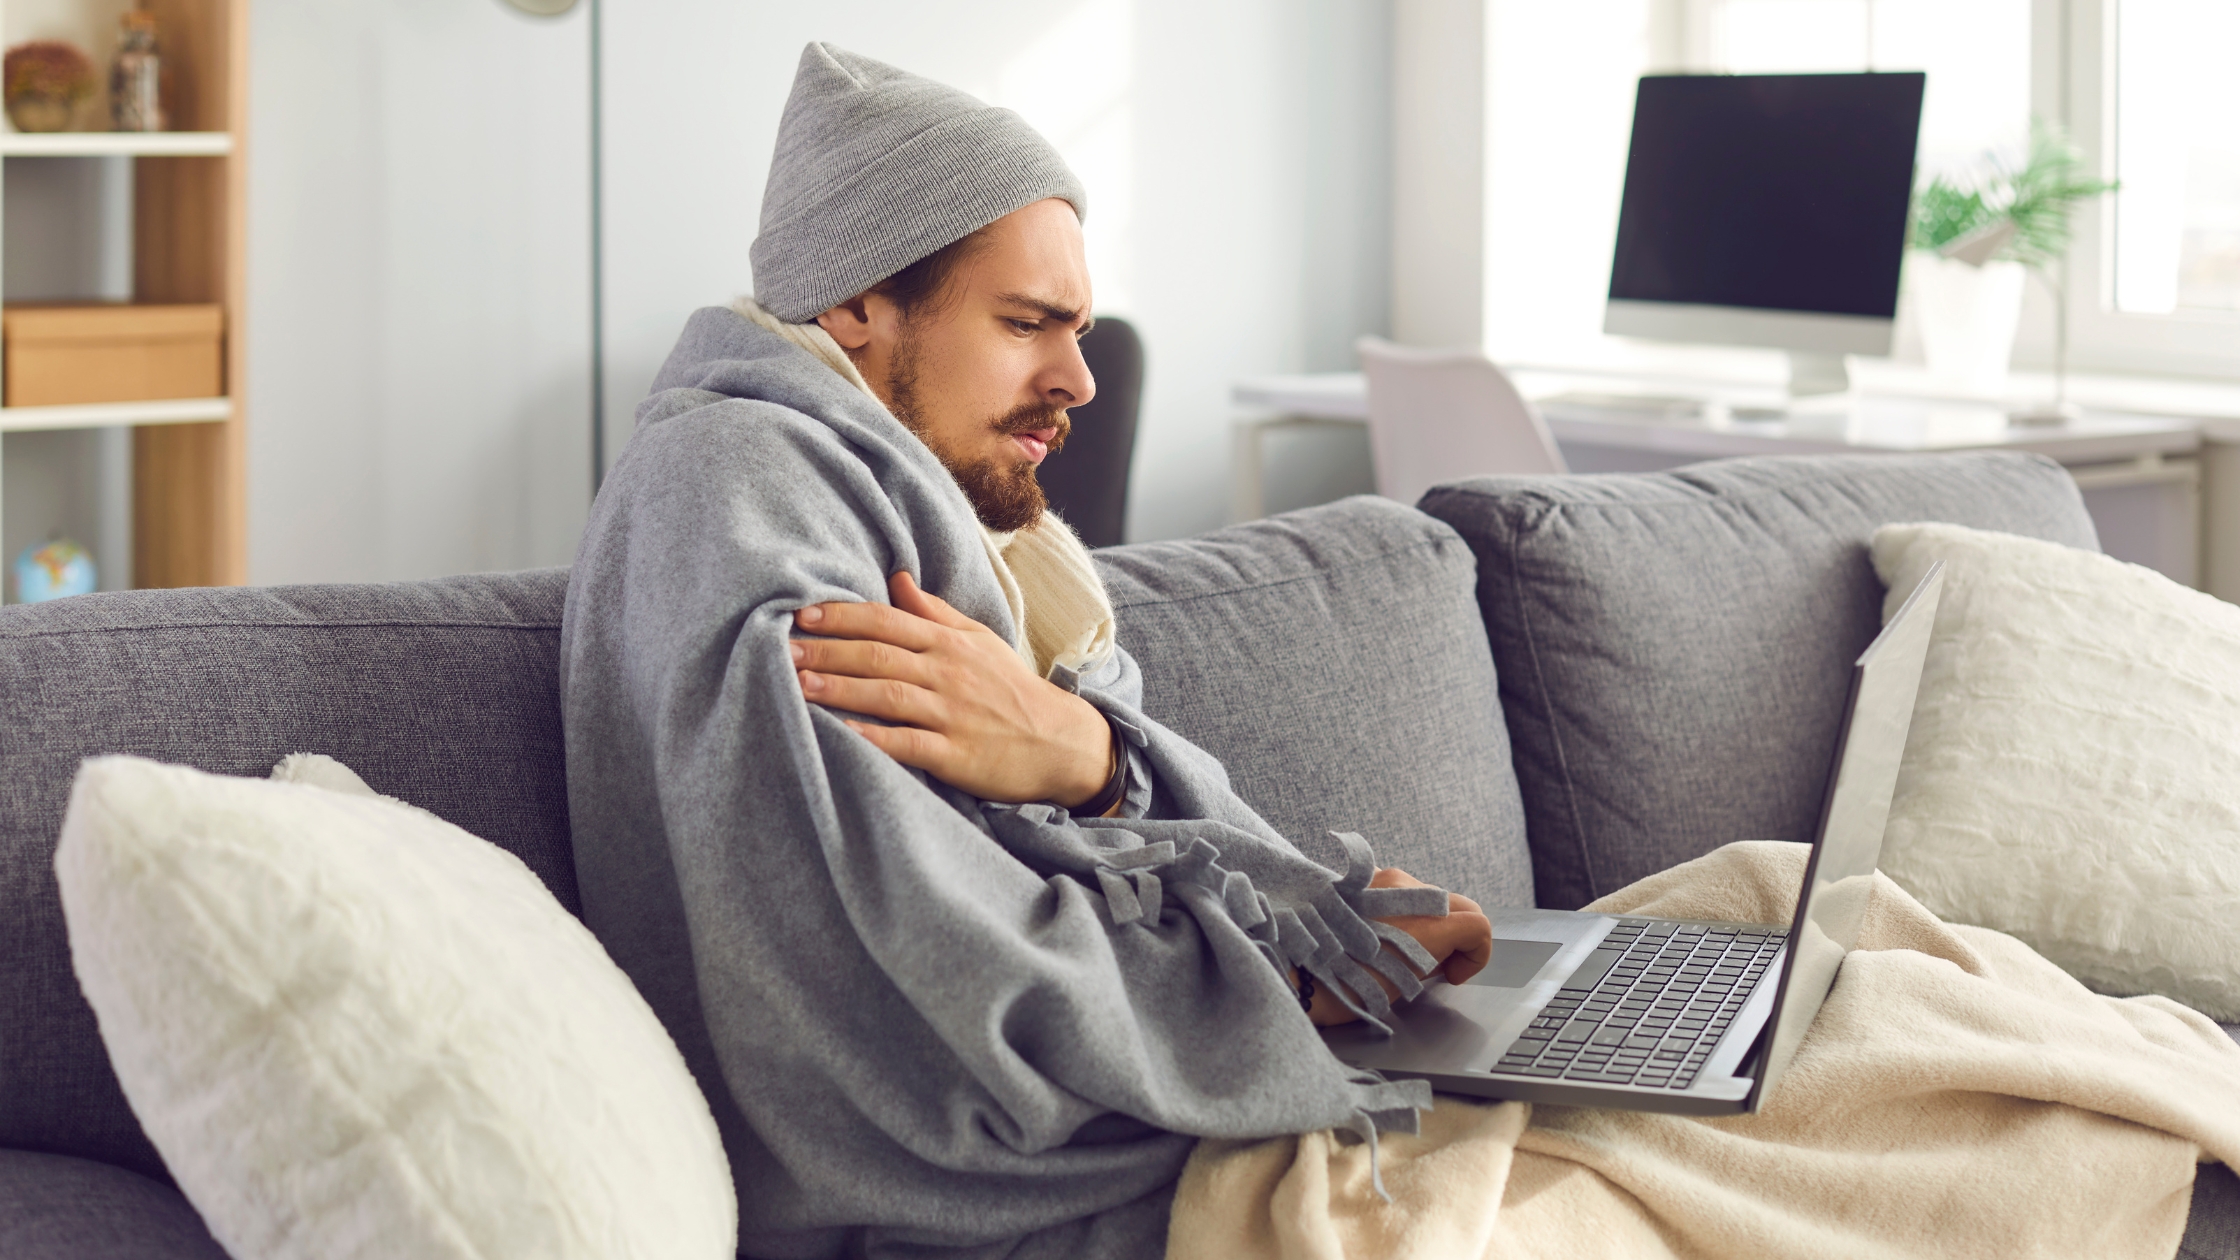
[1481,0,2040,369]
[1700,0,2032,181]
[2109,0,2240,315]
[1480,0,2239,379]
[2063,0,2240,374]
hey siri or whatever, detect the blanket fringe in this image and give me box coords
[979,809,1448,1151]
[1340,1077,1435,1201]
[986,811,1451,1046]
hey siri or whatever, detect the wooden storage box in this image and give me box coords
[2,303,225,407]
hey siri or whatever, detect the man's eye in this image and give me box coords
[1007,319,1039,334]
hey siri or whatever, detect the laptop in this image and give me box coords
[1324,562,1946,1116]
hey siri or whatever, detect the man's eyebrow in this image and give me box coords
[995,292,1094,334]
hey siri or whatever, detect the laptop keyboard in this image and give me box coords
[1491,918,1784,1090]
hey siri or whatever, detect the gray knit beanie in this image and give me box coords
[749,43,1088,324]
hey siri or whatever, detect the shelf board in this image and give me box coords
[0,131,233,158]
[0,397,231,432]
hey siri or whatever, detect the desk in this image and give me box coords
[1231,367,2226,594]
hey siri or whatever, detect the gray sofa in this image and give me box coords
[1,451,2233,1257]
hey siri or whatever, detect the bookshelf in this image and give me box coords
[0,0,246,594]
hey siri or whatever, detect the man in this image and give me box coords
[560,43,1493,1260]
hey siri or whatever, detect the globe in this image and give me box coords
[14,537,96,603]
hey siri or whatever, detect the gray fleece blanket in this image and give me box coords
[559,307,1441,1260]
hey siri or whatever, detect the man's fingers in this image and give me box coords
[791,637,929,687]
[1440,912,1495,986]
[1373,907,1495,989]
[796,598,942,650]
[1370,867,1428,890]
[843,719,949,774]
[800,670,944,729]
[888,571,982,633]
[793,573,989,647]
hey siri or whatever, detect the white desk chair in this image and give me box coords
[1356,336,1567,505]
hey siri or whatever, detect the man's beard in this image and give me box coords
[886,327,1070,533]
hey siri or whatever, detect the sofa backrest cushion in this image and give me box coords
[1417,451,2099,910]
[1098,495,1534,909]
[0,571,571,1182]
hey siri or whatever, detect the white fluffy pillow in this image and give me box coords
[1873,522,2240,1021]
[54,754,736,1260]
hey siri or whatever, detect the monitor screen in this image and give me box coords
[1607,73,1925,321]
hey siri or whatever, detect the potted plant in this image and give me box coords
[1908,122,2116,399]
[3,40,96,133]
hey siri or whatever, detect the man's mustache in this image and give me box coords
[992,404,1070,455]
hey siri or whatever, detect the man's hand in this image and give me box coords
[793,572,1115,807]
[1305,868,1494,1026]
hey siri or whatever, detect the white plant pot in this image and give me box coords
[1910,256,2028,396]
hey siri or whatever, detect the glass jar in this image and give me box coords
[110,9,163,132]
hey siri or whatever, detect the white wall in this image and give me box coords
[235,0,1390,580]
[600,0,1391,542]
[1391,0,1483,348]
[246,0,592,584]
[1480,0,1665,361]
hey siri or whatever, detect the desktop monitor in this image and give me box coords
[1604,72,1926,396]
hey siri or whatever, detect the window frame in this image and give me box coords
[2043,0,2240,378]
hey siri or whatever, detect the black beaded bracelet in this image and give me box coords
[1069,715,1128,818]
[1295,970,1317,1012]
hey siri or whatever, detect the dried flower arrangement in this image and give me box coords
[5,40,97,133]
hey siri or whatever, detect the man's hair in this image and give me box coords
[871,227,993,323]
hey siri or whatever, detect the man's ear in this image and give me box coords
[816,296,875,352]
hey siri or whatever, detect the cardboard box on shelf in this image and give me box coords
[2,303,224,407]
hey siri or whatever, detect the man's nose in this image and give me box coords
[1045,339,1096,409]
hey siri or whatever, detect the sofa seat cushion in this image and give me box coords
[2187,1161,2240,1260]
[0,571,572,1184]
[1097,495,1533,908]
[0,1149,226,1259]
[2185,1029,2236,1259]
[1418,452,2098,909]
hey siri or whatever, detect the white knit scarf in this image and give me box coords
[730,297,1118,679]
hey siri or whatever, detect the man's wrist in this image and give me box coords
[1060,701,1125,814]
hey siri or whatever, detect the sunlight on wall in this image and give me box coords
[990,0,1137,320]
[1481,0,1655,360]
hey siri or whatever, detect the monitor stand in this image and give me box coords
[1787,352,1850,397]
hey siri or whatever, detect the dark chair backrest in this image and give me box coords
[1039,315,1143,547]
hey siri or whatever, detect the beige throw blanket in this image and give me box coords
[1170,842,2240,1260]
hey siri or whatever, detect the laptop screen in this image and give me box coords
[1750,562,1945,1107]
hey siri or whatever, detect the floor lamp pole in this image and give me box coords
[588,0,607,496]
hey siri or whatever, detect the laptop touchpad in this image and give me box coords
[1467,939,1563,988]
